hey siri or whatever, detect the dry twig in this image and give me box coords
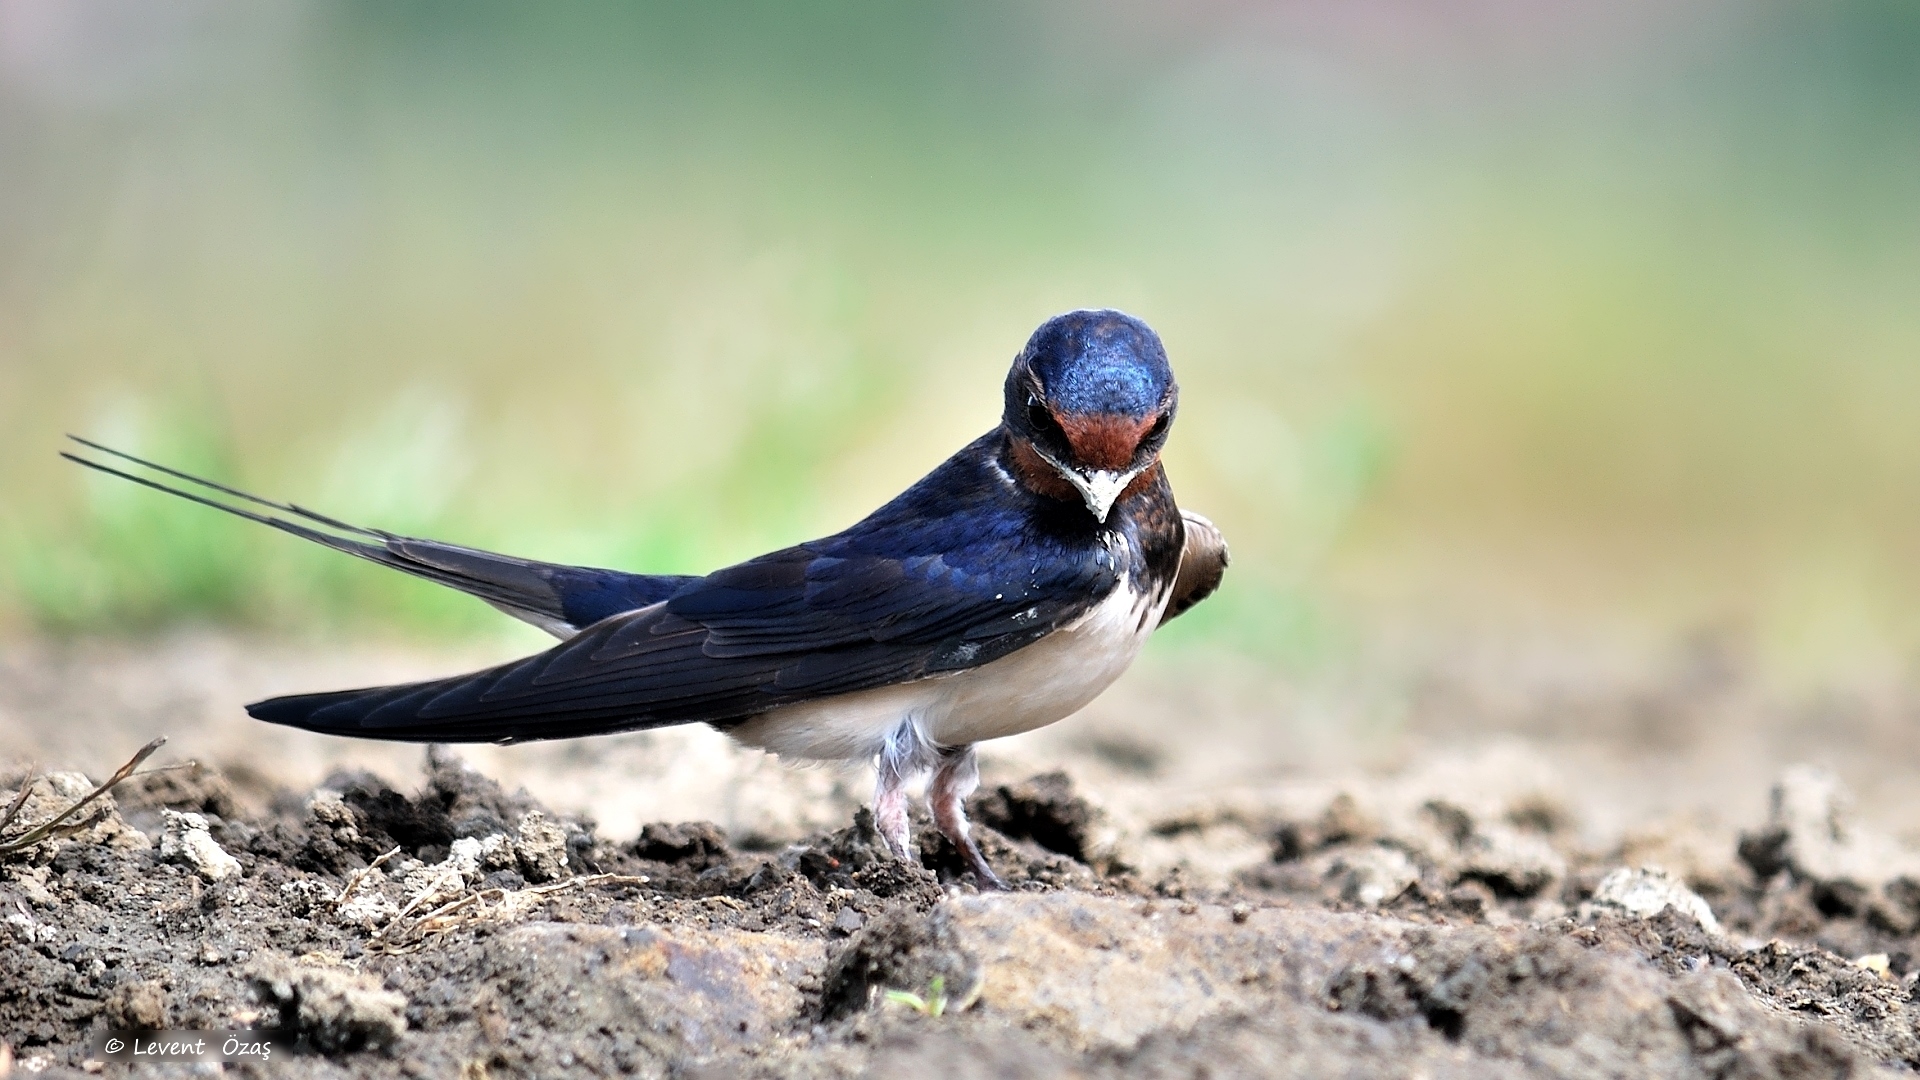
[0,738,182,858]
[368,873,650,954]
[0,770,34,839]
[333,845,403,908]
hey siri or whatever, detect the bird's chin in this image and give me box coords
[1063,465,1144,523]
[1026,443,1149,523]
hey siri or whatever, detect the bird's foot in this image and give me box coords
[952,833,1008,892]
[932,744,1007,891]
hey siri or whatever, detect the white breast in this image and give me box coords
[726,575,1169,763]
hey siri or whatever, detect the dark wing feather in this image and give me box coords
[61,437,692,635]
[248,437,1122,744]
[1160,510,1228,625]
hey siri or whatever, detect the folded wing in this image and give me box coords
[249,528,1118,743]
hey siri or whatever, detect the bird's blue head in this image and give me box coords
[1003,309,1178,522]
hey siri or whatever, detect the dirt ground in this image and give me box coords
[5,629,1920,1078]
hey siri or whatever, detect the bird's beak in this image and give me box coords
[1029,443,1150,523]
[1061,466,1142,523]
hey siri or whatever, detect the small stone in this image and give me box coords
[157,810,242,883]
[447,836,485,878]
[1591,866,1723,936]
[514,811,570,883]
[831,907,865,935]
[306,792,361,841]
[402,837,484,909]
[478,833,518,871]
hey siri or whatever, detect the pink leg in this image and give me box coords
[873,743,916,861]
[932,745,1005,890]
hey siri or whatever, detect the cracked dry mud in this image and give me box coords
[5,742,1920,1079]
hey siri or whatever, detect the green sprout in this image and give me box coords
[883,975,949,1017]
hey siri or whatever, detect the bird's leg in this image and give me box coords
[872,768,913,862]
[931,744,1006,890]
[873,721,932,862]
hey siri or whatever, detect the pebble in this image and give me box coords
[156,810,242,883]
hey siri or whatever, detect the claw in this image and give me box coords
[932,745,1006,890]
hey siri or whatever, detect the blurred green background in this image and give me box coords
[3,1,1918,677]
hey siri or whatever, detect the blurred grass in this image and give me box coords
[3,1,1919,674]
[11,402,250,631]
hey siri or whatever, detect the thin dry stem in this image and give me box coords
[0,738,168,857]
[333,845,403,908]
[369,873,649,954]
[0,767,35,838]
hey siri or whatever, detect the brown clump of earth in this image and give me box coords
[3,741,1920,1079]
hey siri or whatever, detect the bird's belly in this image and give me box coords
[923,580,1164,746]
[727,580,1166,762]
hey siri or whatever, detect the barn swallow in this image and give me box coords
[63,309,1228,887]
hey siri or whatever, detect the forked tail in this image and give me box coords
[61,436,695,637]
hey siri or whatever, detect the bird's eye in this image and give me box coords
[1146,412,1171,442]
[1026,398,1056,435]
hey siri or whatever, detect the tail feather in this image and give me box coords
[62,437,694,636]
[246,678,666,744]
